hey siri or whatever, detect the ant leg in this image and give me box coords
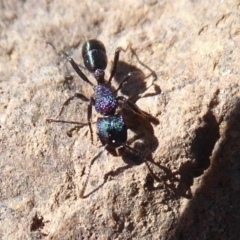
[113,71,137,94]
[46,119,87,125]
[46,41,94,87]
[117,96,157,122]
[87,97,94,143]
[80,144,107,198]
[108,44,130,83]
[66,55,95,87]
[123,144,161,182]
[56,93,89,119]
[46,118,88,136]
[129,46,160,101]
[129,46,157,83]
[46,93,95,140]
[66,125,87,137]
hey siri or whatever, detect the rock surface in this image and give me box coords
[0,0,240,239]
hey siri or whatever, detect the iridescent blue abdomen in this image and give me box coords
[94,84,117,115]
[96,114,127,148]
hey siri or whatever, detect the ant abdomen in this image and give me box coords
[96,114,127,148]
[82,39,108,73]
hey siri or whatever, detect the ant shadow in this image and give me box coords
[114,60,161,103]
[53,49,221,201]
[141,91,221,201]
[169,96,240,239]
[113,60,160,167]
[84,59,163,197]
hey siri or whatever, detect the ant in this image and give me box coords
[46,39,159,198]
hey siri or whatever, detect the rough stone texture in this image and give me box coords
[0,0,240,239]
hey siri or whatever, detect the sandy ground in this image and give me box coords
[0,0,240,239]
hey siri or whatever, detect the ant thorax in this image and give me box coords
[94,84,117,116]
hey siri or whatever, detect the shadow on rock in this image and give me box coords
[168,97,240,240]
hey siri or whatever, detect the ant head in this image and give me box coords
[82,39,108,73]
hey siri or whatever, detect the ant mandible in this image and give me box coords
[46,39,159,198]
